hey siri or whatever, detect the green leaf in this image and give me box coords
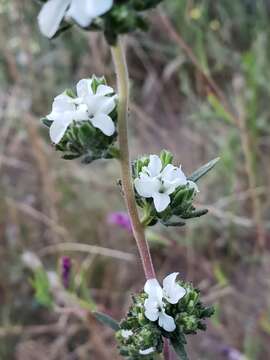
[161,220,186,227]
[171,338,189,360]
[181,209,208,219]
[93,311,120,331]
[41,118,53,128]
[108,146,121,159]
[188,157,220,182]
[51,23,72,39]
[160,149,173,167]
[207,94,234,124]
[62,153,81,160]
[65,88,76,99]
[31,268,53,309]
[213,262,228,287]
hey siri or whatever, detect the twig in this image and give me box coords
[111,39,156,279]
[5,197,68,238]
[40,242,135,262]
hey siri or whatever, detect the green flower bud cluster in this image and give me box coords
[116,293,163,359]
[116,324,163,359]
[116,282,214,359]
[167,282,215,336]
[42,76,119,164]
[133,150,216,227]
[90,0,163,45]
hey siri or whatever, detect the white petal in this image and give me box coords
[139,347,155,355]
[158,312,176,332]
[162,164,187,184]
[163,273,186,304]
[147,155,162,177]
[85,95,115,116]
[144,298,159,322]
[49,94,76,116]
[49,116,71,143]
[96,84,114,96]
[144,279,163,299]
[90,113,115,136]
[67,0,93,27]
[38,0,70,38]
[86,0,113,17]
[153,192,170,212]
[97,96,116,115]
[163,182,178,196]
[76,79,93,98]
[134,175,160,198]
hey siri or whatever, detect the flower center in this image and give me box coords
[158,180,167,193]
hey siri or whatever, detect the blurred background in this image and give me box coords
[0,0,270,359]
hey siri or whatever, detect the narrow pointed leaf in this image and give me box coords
[188,157,220,182]
[171,338,189,360]
[41,118,53,128]
[51,23,72,39]
[161,220,186,227]
[182,209,208,219]
[207,94,234,124]
[93,311,120,331]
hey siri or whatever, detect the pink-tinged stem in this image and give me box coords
[110,39,156,280]
[163,338,173,360]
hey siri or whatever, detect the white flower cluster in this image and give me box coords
[38,0,113,38]
[47,79,117,144]
[144,273,186,332]
[134,155,198,213]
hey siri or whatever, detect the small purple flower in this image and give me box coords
[61,256,72,289]
[107,212,132,233]
[221,346,246,360]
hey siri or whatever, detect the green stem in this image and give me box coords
[111,38,156,280]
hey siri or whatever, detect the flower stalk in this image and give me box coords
[111,39,156,280]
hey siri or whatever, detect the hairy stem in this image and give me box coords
[163,339,173,360]
[111,38,156,280]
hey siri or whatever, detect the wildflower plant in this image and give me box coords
[34,0,220,359]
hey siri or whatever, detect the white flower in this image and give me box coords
[121,329,133,339]
[76,79,116,136]
[139,347,156,355]
[134,155,197,212]
[144,273,186,332]
[47,93,89,144]
[38,0,113,38]
[21,251,42,270]
[47,79,116,143]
